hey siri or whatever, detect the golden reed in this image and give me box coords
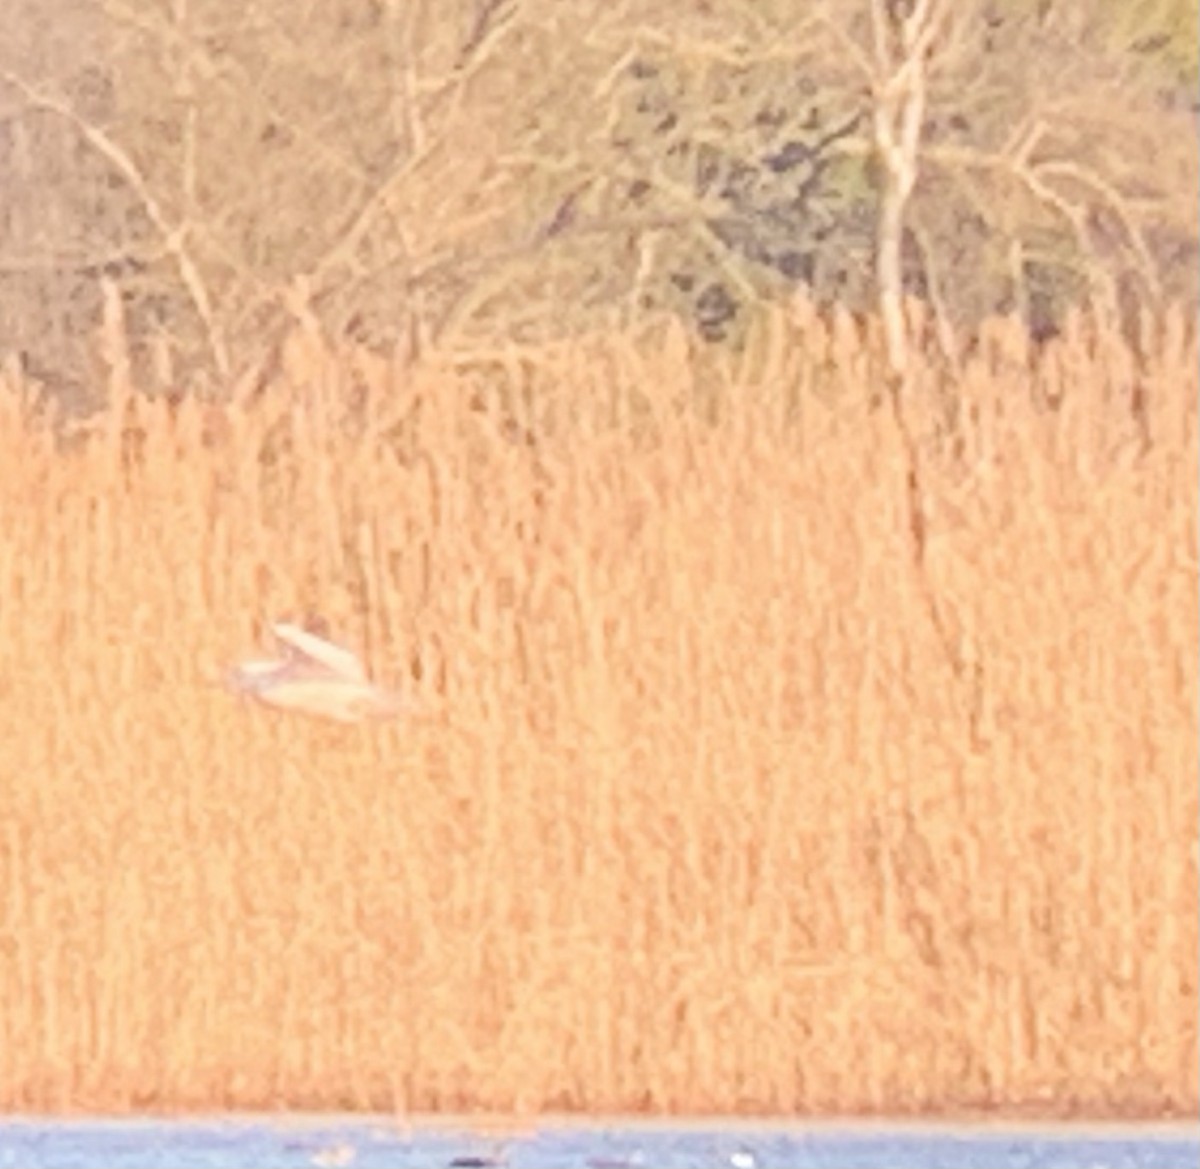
[0,299,1195,1116]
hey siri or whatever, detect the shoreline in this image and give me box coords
[1,1113,1197,1136]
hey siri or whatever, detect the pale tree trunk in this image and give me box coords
[870,0,944,378]
[864,0,976,738]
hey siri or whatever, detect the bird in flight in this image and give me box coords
[226,620,407,724]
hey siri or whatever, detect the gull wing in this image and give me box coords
[271,621,369,684]
[252,677,409,724]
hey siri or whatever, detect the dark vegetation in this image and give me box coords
[1,0,1196,413]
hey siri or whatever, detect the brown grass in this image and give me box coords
[0,299,1195,1117]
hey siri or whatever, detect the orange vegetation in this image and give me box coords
[0,299,1195,1116]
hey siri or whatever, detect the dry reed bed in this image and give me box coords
[0,302,1195,1115]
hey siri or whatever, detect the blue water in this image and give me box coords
[0,1118,1196,1169]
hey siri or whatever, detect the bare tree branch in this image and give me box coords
[0,67,229,375]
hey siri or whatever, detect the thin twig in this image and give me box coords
[0,68,229,376]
